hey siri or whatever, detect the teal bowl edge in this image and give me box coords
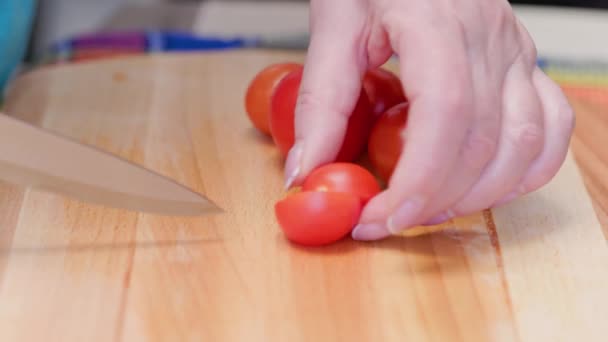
[0,0,37,99]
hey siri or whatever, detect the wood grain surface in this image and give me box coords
[0,50,607,341]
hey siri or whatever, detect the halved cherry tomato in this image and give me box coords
[362,68,406,118]
[367,102,410,182]
[275,191,362,246]
[245,62,302,135]
[302,162,380,204]
[275,162,379,246]
[269,68,375,162]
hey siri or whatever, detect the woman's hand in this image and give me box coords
[283,0,575,240]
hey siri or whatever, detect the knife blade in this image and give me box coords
[0,113,222,216]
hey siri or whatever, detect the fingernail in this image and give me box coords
[284,165,300,190]
[284,143,303,189]
[387,198,424,234]
[352,222,390,241]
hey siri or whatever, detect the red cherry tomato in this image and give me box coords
[268,68,300,155]
[275,191,362,246]
[362,68,406,117]
[269,68,375,162]
[367,102,410,182]
[275,162,379,246]
[302,163,380,204]
[245,62,302,135]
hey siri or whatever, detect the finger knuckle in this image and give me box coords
[519,33,538,66]
[508,22,538,68]
[442,88,473,118]
[557,102,576,134]
[521,166,560,193]
[526,38,538,61]
[492,4,515,31]
[296,90,348,120]
[485,4,516,44]
[506,122,545,154]
[461,129,498,170]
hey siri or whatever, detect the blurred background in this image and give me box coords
[21,0,608,57]
[2,0,608,93]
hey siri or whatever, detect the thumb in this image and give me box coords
[283,0,368,188]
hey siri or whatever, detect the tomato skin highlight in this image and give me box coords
[362,68,406,118]
[367,102,410,182]
[275,191,362,246]
[302,163,380,204]
[245,62,302,135]
[269,68,375,162]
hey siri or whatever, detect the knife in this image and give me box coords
[0,113,222,216]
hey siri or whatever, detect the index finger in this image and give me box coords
[283,0,369,188]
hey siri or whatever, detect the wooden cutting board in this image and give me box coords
[1,50,607,341]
